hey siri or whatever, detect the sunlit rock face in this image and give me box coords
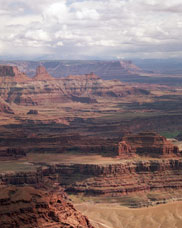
[0,65,149,106]
[118,132,180,158]
[33,65,55,81]
[0,186,95,228]
[0,65,30,82]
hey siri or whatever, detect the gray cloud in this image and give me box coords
[0,0,182,59]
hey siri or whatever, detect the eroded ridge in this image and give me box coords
[0,186,95,228]
[118,132,181,158]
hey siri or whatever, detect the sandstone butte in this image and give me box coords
[0,60,144,79]
[0,65,150,107]
[0,186,94,228]
[0,65,55,83]
[118,132,180,158]
[33,65,55,81]
[0,65,30,83]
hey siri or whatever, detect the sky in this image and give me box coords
[0,0,182,60]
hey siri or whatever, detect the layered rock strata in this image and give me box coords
[27,109,38,115]
[0,170,43,185]
[0,65,30,83]
[118,132,180,158]
[0,60,144,79]
[2,158,182,201]
[0,148,26,159]
[33,65,54,81]
[0,98,14,114]
[0,186,94,228]
[0,65,149,105]
[57,159,182,196]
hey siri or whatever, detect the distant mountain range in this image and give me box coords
[133,58,182,75]
[1,59,182,86]
[0,60,143,80]
[1,58,182,77]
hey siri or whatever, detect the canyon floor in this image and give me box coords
[76,201,182,228]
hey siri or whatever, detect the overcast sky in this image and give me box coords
[0,0,182,60]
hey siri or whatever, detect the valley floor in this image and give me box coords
[76,201,182,228]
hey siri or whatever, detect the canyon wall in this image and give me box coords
[118,132,180,158]
[0,186,94,228]
[0,65,30,83]
[0,98,14,114]
[0,65,149,106]
[2,158,182,199]
[56,159,182,196]
[0,148,26,159]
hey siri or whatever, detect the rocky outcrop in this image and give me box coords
[119,60,142,74]
[0,166,55,185]
[0,65,15,77]
[0,66,150,105]
[27,109,38,115]
[0,170,42,185]
[0,186,94,228]
[118,132,180,158]
[0,98,14,114]
[2,157,182,206]
[0,148,26,159]
[0,60,144,79]
[57,159,182,197]
[0,66,33,105]
[33,65,54,81]
[0,65,30,83]
[66,72,100,80]
[71,95,97,103]
[2,158,182,200]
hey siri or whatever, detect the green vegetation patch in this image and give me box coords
[160,131,182,138]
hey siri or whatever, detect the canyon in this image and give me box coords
[0,65,182,155]
[0,65,149,107]
[0,133,182,209]
[1,63,182,227]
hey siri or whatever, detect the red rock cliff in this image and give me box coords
[0,66,150,105]
[0,98,14,114]
[0,186,94,228]
[33,65,55,81]
[0,65,30,83]
[56,159,182,198]
[118,132,180,158]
